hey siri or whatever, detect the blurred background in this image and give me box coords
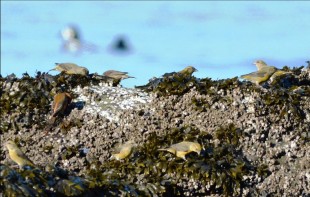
[1,1,310,87]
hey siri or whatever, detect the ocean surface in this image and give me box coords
[1,1,310,87]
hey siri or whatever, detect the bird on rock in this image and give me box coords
[158,141,202,160]
[51,63,89,76]
[103,70,134,86]
[103,70,134,80]
[240,60,277,85]
[49,92,72,124]
[111,141,135,160]
[163,66,198,78]
[5,140,35,169]
[178,66,198,76]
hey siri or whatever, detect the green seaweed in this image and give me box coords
[0,125,267,196]
[77,125,260,196]
[256,164,271,179]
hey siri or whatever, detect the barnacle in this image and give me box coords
[61,146,79,160]
[59,118,83,134]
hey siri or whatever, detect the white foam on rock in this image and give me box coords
[72,84,153,121]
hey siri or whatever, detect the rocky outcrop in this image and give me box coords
[0,66,309,196]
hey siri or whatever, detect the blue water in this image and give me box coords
[1,1,310,87]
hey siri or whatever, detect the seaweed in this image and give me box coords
[76,125,264,196]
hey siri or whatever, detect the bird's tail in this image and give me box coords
[48,116,56,124]
[110,154,118,160]
[47,68,56,73]
[47,64,59,73]
[158,148,175,154]
[240,74,253,80]
[240,74,248,78]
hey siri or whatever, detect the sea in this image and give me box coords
[1,1,310,87]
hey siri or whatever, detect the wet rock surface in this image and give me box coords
[0,66,309,196]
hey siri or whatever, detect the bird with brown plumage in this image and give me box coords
[51,63,89,76]
[158,141,202,160]
[103,70,134,86]
[48,92,72,125]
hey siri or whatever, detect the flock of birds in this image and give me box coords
[51,59,290,84]
[5,139,202,169]
[3,59,294,169]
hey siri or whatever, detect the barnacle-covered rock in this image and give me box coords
[0,61,309,196]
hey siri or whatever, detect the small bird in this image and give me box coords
[158,141,202,160]
[103,70,134,80]
[5,140,35,168]
[178,66,198,76]
[111,141,135,160]
[48,92,72,124]
[103,70,134,86]
[51,63,89,76]
[163,66,198,78]
[136,66,197,90]
[240,60,277,85]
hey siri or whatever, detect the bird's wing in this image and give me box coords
[14,149,34,164]
[163,72,176,77]
[107,70,128,75]
[52,100,64,117]
[158,148,176,155]
[171,143,190,152]
[241,71,267,80]
[59,63,79,71]
[114,71,128,75]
